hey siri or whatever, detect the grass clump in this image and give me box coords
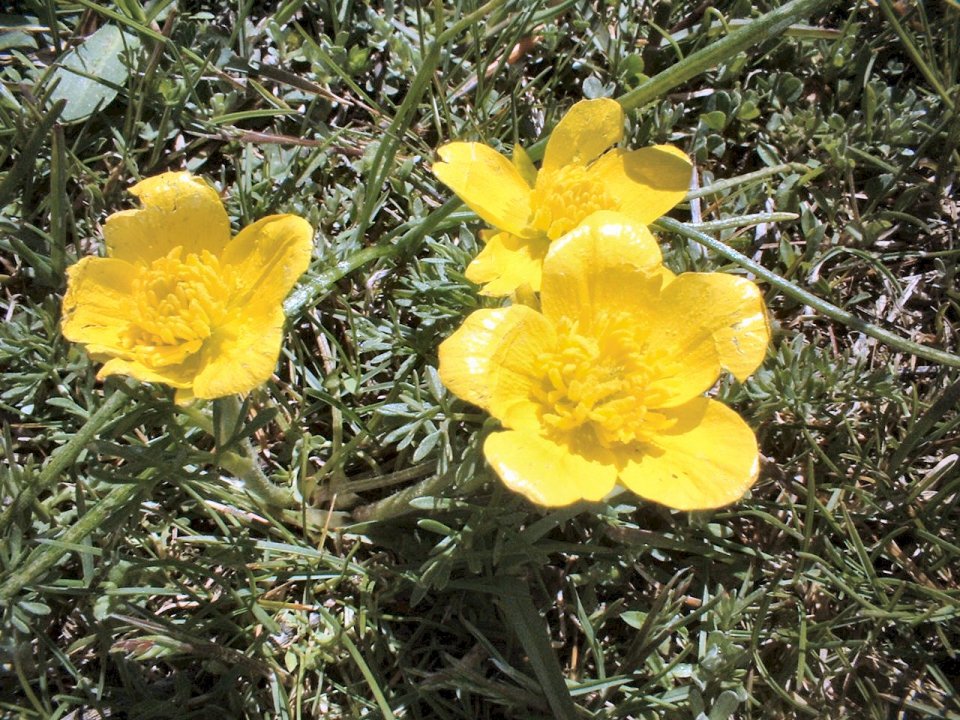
[2,1,960,718]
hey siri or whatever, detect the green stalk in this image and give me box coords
[619,0,836,112]
[0,481,142,603]
[218,449,296,508]
[0,384,131,535]
[351,472,444,523]
[351,0,509,247]
[213,396,296,508]
[686,162,815,199]
[655,217,960,369]
[285,198,460,319]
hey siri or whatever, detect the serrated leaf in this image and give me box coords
[49,24,140,122]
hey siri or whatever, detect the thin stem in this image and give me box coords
[351,0,509,247]
[878,0,955,112]
[0,481,142,603]
[655,217,960,369]
[283,198,460,319]
[0,383,131,535]
[352,472,445,523]
[218,448,296,508]
[689,212,798,231]
[686,163,815,200]
[619,0,837,112]
[213,396,296,508]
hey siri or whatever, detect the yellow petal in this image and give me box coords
[644,333,721,408]
[589,145,692,224]
[61,257,135,353]
[539,211,663,327]
[542,98,623,174]
[191,308,285,399]
[433,142,532,237]
[174,387,196,405]
[97,356,195,389]
[465,231,550,296]
[438,306,554,432]
[484,430,618,506]
[658,272,769,382]
[221,214,314,307]
[512,145,538,187]
[618,397,760,510]
[103,172,230,264]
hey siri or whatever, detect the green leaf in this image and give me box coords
[49,24,140,122]
[701,110,727,131]
[499,587,578,720]
[709,690,742,720]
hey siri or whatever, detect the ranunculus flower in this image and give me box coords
[438,211,769,509]
[62,172,313,403]
[432,98,692,296]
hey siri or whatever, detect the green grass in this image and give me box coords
[2,1,960,718]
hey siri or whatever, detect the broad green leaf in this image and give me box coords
[49,24,140,122]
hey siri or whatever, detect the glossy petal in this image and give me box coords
[542,98,623,174]
[191,308,285,399]
[484,430,618,506]
[659,272,769,381]
[98,355,196,388]
[540,211,663,327]
[61,257,136,354]
[103,172,230,264]
[438,306,554,432]
[512,145,538,187]
[433,142,533,237]
[590,145,692,224]
[222,214,313,307]
[618,397,760,510]
[465,231,550,296]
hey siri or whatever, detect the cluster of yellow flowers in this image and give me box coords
[62,98,769,511]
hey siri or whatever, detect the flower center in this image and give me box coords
[533,317,672,447]
[530,165,618,240]
[123,248,232,365]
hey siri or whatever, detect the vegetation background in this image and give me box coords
[1,0,959,718]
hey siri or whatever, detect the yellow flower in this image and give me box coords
[61,172,313,403]
[432,97,692,296]
[438,211,769,509]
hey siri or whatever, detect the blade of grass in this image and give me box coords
[889,379,960,471]
[619,0,837,112]
[351,0,510,247]
[498,585,578,720]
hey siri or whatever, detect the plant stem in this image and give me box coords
[0,481,142,603]
[218,448,296,508]
[0,383,131,535]
[655,216,960,369]
[351,472,444,523]
[213,395,297,508]
[351,0,509,248]
[619,0,837,112]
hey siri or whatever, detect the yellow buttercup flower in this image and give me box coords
[438,211,769,509]
[432,98,692,296]
[62,172,313,403]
